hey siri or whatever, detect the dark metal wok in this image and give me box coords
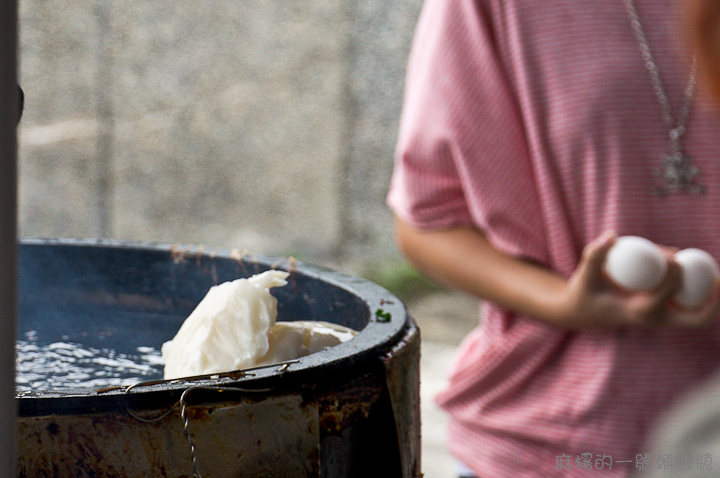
[15,238,420,478]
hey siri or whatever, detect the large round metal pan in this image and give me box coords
[15,238,420,478]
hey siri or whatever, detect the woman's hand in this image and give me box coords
[557,231,720,329]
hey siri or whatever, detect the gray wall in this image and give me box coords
[18,0,423,271]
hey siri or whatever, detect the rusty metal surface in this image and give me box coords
[17,393,320,478]
[382,319,422,478]
[16,326,421,478]
[315,372,384,435]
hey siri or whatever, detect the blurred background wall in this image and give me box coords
[17,0,424,275]
[16,5,483,475]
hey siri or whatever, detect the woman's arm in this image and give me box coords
[687,0,720,101]
[395,217,720,329]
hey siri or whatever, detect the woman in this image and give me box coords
[388,0,720,476]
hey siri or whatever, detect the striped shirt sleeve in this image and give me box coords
[387,0,549,264]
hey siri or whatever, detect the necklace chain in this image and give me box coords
[622,0,705,195]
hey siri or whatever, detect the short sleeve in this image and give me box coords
[387,0,549,265]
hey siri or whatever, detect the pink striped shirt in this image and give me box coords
[387,0,720,476]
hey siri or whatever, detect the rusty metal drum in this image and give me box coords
[16,239,420,478]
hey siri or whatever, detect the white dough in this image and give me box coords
[161,270,289,380]
[257,321,357,365]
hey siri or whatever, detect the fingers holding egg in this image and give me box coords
[673,248,720,310]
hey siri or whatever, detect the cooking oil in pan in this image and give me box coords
[15,330,164,391]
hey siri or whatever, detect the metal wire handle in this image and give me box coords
[180,387,203,478]
[121,360,297,478]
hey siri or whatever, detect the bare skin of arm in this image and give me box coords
[686,0,720,101]
[395,217,720,329]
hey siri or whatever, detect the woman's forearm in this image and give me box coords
[394,217,570,325]
[395,217,720,329]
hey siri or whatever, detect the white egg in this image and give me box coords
[674,248,720,309]
[604,236,667,292]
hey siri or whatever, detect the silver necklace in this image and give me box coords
[622,0,704,195]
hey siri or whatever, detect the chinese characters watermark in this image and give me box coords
[555,453,713,472]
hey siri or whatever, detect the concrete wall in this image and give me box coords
[17,0,423,271]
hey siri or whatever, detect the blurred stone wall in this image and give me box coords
[17,0,423,271]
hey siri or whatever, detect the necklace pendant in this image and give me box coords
[651,152,705,196]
